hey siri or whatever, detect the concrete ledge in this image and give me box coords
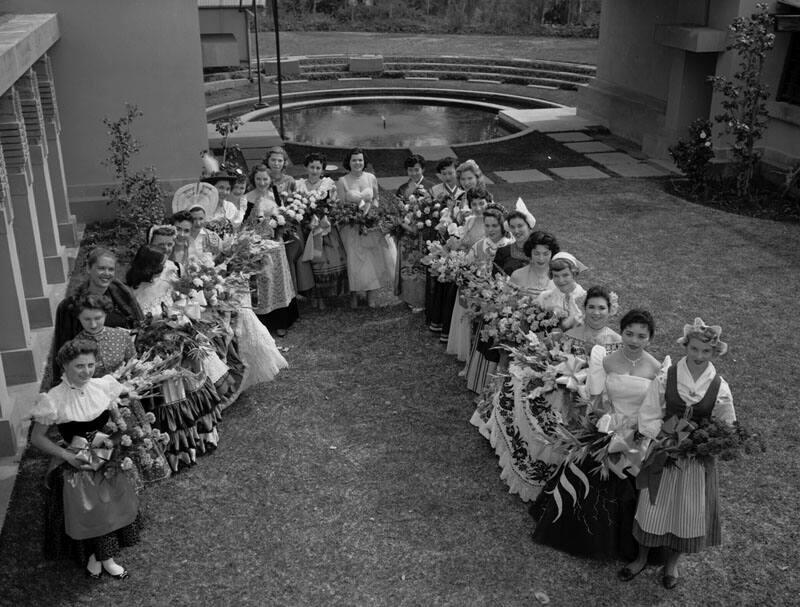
[43,254,66,284]
[654,25,728,53]
[261,57,301,77]
[1,348,36,386]
[0,14,60,95]
[204,77,250,93]
[57,220,78,247]
[349,55,383,73]
[25,296,52,330]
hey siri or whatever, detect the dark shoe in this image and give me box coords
[276,329,287,338]
[662,573,678,589]
[617,564,646,582]
[85,568,102,580]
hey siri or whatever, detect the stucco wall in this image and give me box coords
[0,0,208,221]
[198,7,249,64]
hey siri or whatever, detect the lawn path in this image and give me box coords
[0,180,798,606]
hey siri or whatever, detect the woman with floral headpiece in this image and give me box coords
[618,318,734,589]
[531,309,667,561]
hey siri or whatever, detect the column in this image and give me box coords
[0,150,37,389]
[35,55,78,247]
[0,87,52,331]
[18,68,67,284]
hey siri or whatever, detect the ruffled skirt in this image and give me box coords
[235,307,289,390]
[339,225,396,292]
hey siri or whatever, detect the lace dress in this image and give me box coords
[337,173,397,292]
[32,375,140,565]
[531,347,669,560]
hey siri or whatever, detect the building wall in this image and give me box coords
[580,0,800,167]
[0,0,209,222]
[198,7,249,65]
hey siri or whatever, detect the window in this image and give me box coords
[778,33,800,106]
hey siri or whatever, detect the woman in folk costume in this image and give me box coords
[296,152,348,308]
[170,182,220,267]
[619,318,735,589]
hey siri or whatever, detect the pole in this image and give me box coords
[272,0,285,139]
[253,0,267,108]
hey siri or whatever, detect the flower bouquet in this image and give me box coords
[112,350,184,400]
[105,401,171,486]
[216,229,283,275]
[637,414,763,503]
[421,242,480,284]
[480,285,565,348]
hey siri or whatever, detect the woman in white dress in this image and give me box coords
[536,251,588,329]
[565,285,623,354]
[532,309,666,561]
[336,148,396,308]
[509,230,559,298]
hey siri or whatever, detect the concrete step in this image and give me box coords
[383,70,582,91]
[384,62,592,83]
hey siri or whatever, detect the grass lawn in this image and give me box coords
[254,32,598,64]
[0,179,797,606]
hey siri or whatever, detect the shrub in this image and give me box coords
[101,104,167,259]
[669,118,715,198]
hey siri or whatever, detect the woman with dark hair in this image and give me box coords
[296,152,348,308]
[565,285,623,354]
[336,147,396,308]
[531,309,667,561]
[394,154,438,310]
[509,231,559,298]
[72,293,171,484]
[126,245,170,315]
[493,203,536,276]
[30,339,140,579]
[41,247,143,391]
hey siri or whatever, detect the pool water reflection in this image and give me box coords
[279,101,516,147]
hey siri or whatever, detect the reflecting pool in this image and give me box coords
[277,100,518,147]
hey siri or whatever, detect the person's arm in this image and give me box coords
[712,378,736,424]
[30,421,89,470]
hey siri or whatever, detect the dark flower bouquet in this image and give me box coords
[637,414,764,503]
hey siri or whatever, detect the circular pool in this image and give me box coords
[268,99,515,147]
[208,88,562,148]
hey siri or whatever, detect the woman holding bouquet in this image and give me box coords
[337,148,396,309]
[531,309,665,561]
[464,205,539,393]
[394,154,438,310]
[72,292,171,484]
[42,248,144,391]
[30,339,140,579]
[448,205,512,368]
[509,231,559,297]
[535,252,587,330]
[126,245,223,467]
[265,147,314,296]
[296,152,348,308]
[243,164,299,336]
[620,318,734,589]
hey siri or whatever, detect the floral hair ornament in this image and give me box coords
[677,317,728,356]
[551,251,588,274]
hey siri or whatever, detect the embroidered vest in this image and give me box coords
[664,365,720,422]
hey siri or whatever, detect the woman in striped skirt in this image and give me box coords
[618,318,734,589]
